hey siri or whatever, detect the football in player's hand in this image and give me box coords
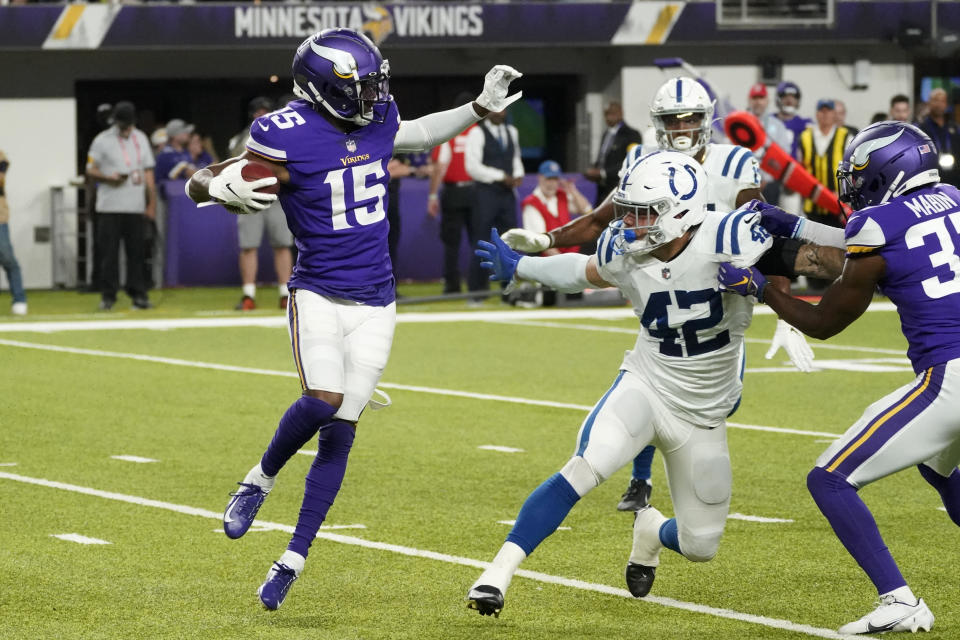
[241,160,280,194]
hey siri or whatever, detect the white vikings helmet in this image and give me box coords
[650,77,715,157]
[610,150,708,255]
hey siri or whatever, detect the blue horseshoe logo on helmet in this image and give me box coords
[668,164,698,201]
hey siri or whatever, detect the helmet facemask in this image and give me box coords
[654,110,709,157]
[610,196,675,255]
[292,30,392,127]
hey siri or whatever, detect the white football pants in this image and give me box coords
[568,369,732,561]
[286,288,396,422]
[816,359,960,486]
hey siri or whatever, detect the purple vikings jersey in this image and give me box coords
[845,183,960,372]
[247,98,401,306]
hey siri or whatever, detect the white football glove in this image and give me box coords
[766,318,815,372]
[206,159,278,215]
[501,228,552,253]
[476,65,523,112]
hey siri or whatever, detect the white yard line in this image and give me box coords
[110,455,159,463]
[0,462,17,467]
[478,445,525,453]
[0,338,842,440]
[0,301,899,334]
[0,471,854,640]
[490,319,907,356]
[728,513,794,524]
[50,533,111,545]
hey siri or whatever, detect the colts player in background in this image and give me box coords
[503,77,823,513]
[719,121,960,634]
[186,28,522,610]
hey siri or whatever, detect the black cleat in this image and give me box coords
[466,585,504,617]
[625,562,656,598]
[617,478,652,511]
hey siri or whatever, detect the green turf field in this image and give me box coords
[0,288,955,639]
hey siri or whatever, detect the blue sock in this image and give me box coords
[506,473,581,556]
[260,395,338,477]
[632,446,656,481]
[658,518,681,554]
[288,420,355,558]
[807,467,906,594]
[918,463,960,526]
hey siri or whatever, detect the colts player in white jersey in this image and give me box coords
[465,151,773,617]
[503,76,815,513]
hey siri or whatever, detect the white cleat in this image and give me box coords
[629,505,667,567]
[11,302,27,316]
[838,595,934,634]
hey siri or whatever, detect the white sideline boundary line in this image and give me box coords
[0,471,854,640]
[0,301,899,334]
[0,338,842,439]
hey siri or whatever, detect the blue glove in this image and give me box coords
[717,262,768,302]
[476,228,521,283]
[747,199,804,239]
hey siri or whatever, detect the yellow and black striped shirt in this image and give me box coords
[799,125,851,220]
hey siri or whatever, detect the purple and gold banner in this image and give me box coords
[0,2,938,51]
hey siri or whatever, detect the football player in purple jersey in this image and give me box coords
[186,28,521,610]
[719,121,960,634]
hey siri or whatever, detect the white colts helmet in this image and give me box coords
[611,150,708,255]
[650,77,715,157]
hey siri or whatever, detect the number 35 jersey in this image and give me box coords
[247,98,401,306]
[595,207,773,428]
[845,183,960,373]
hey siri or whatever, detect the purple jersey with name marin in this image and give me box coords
[246,98,401,306]
[844,183,960,372]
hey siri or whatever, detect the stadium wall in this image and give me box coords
[0,98,77,291]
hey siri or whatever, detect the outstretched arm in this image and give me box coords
[501,188,614,253]
[475,228,611,292]
[719,254,884,340]
[394,65,522,152]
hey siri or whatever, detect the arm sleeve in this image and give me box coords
[516,252,592,292]
[464,126,506,184]
[793,217,847,249]
[755,237,802,277]
[522,205,547,234]
[510,126,524,178]
[393,103,481,153]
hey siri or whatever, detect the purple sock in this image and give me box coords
[288,420,356,557]
[260,395,338,477]
[918,463,960,526]
[807,467,906,594]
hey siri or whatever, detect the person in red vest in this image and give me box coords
[428,92,479,294]
[511,160,592,307]
[520,160,592,256]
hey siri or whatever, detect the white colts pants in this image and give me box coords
[570,369,732,561]
[286,289,396,422]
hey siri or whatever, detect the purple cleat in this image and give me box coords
[223,482,267,539]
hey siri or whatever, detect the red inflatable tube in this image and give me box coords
[723,110,847,220]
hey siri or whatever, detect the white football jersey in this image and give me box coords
[619,143,760,215]
[595,206,772,428]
